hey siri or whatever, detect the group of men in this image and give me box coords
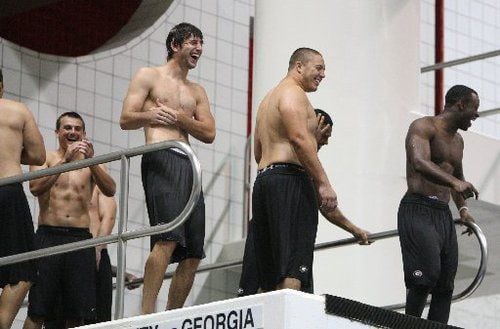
[0,21,480,327]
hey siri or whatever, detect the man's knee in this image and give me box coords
[278,277,301,291]
[177,258,200,276]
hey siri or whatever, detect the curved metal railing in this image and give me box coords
[122,219,487,310]
[0,140,202,319]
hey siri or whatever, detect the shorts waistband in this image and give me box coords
[37,225,92,237]
[401,193,449,210]
[257,162,305,175]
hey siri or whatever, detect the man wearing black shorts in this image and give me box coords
[24,112,116,329]
[251,48,337,292]
[239,109,371,296]
[0,68,46,328]
[120,22,215,313]
[398,85,480,324]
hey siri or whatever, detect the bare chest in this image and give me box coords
[149,83,197,115]
[430,134,462,168]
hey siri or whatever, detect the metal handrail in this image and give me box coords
[0,140,202,319]
[123,219,487,308]
[383,220,488,310]
[421,49,500,73]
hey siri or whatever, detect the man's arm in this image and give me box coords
[451,157,476,235]
[77,139,116,197]
[29,152,60,196]
[280,89,337,211]
[21,104,46,165]
[407,120,478,199]
[94,186,117,265]
[154,84,216,143]
[120,68,169,130]
[254,123,262,164]
[320,208,371,245]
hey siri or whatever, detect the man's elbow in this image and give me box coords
[201,130,216,144]
[119,117,131,130]
[34,152,46,166]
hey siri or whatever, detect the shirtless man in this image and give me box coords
[398,85,479,324]
[252,48,337,293]
[239,109,370,296]
[24,111,116,329]
[120,22,215,313]
[0,69,46,329]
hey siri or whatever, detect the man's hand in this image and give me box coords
[458,207,475,236]
[317,183,338,213]
[149,99,179,126]
[453,180,479,200]
[314,114,332,150]
[352,228,373,245]
[125,272,141,290]
[64,141,87,162]
[95,246,102,270]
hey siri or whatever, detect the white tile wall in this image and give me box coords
[1,1,254,326]
[420,0,500,139]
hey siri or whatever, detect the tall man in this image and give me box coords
[239,109,371,296]
[24,112,116,329]
[398,85,479,324]
[0,69,46,329]
[252,48,337,293]
[120,22,215,313]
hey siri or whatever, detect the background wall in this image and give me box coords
[252,0,419,306]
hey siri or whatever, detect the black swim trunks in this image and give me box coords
[252,163,318,292]
[398,193,458,292]
[0,183,37,288]
[142,148,205,263]
[27,225,96,320]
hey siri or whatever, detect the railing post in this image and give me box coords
[114,155,130,319]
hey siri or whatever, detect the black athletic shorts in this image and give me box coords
[27,225,96,320]
[252,163,318,292]
[142,148,205,263]
[238,219,259,296]
[398,193,458,292]
[0,183,37,288]
[89,248,112,323]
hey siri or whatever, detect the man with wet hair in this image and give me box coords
[24,112,116,329]
[398,85,480,324]
[121,22,215,313]
[0,68,46,329]
[252,47,337,293]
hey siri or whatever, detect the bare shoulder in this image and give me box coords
[408,116,436,137]
[45,150,61,167]
[186,80,208,97]
[0,98,31,122]
[133,66,160,84]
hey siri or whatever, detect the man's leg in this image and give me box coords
[427,290,452,324]
[166,258,200,310]
[405,285,430,318]
[276,278,301,291]
[142,241,176,314]
[0,281,31,329]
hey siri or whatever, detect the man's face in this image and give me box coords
[318,125,332,148]
[177,35,203,69]
[300,54,326,92]
[458,93,480,131]
[56,116,85,149]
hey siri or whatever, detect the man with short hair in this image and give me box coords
[0,68,46,329]
[239,109,371,296]
[24,112,116,329]
[120,22,215,313]
[252,48,337,293]
[398,85,480,324]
